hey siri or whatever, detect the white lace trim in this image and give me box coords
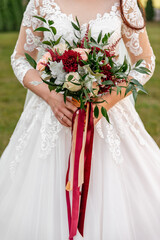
[9,96,65,180]
[24,28,41,52]
[11,49,33,86]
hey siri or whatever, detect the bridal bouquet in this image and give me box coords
[25,16,149,122]
[25,16,150,240]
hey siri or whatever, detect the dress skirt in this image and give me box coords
[0,93,160,240]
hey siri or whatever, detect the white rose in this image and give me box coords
[63,72,82,92]
[53,43,68,54]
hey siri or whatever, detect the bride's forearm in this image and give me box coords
[23,69,51,103]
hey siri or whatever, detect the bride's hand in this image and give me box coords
[47,91,78,127]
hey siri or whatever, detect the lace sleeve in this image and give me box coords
[11,0,43,87]
[121,0,156,85]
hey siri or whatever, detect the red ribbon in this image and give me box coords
[65,102,94,239]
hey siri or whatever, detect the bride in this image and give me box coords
[0,0,160,239]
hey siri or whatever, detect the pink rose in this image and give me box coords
[36,52,52,71]
[36,59,47,71]
[43,52,52,61]
[73,48,90,61]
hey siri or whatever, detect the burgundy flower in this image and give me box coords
[61,50,82,72]
[47,49,62,62]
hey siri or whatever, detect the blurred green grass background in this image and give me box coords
[0,22,160,155]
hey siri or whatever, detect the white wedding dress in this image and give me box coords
[0,0,160,239]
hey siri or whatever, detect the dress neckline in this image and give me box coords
[52,1,120,28]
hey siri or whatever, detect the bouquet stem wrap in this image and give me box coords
[65,102,94,239]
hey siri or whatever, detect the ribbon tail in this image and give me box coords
[78,102,94,236]
[69,109,86,239]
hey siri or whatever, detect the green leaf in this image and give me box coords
[97,30,102,44]
[34,27,50,32]
[101,80,114,86]
[74,32,81,40]
[94,105,99,118]
[130,79,144,88]
[55,36,62,45]
[42,79,58,86]
[88,29,91,40]
[64,90,68,103]
[90,37,97,44]
[117,86,121,95]
[68,75,74,81]
[83,88,89,100]
[125,84,132,96]
[71,21,80,31]
[33,16,46,23]
[50,26,57,35]
[75,16,80,28]
[132,88,138,102]
[42,41,52,46]
[101,106,110,123]
[134,67,151,75]
[49,85,56,91]
[84,39,88,49]
[135,59,143,67]
[137,85,148,94]
[73,40,77,47]
[90,43,103,50]
[48,20,54,25]
[25,53,37,69]
[102,33,108,44]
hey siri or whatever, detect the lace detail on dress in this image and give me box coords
[96,117,124,165]
[11,49,34,86]
[9,96,65,180]
[121,0,144,56]
[39,107,63,160]
[24,28,41,52]
[122,27,144,56]
[22,0,40,30]
[9,97,41,180]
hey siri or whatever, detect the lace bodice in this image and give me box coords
[11,0,155,87]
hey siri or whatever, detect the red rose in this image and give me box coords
[61,50,82,72]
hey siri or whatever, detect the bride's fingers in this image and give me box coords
[61,114,72,127]
[62,107,73,121]
[65,100,78,113]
